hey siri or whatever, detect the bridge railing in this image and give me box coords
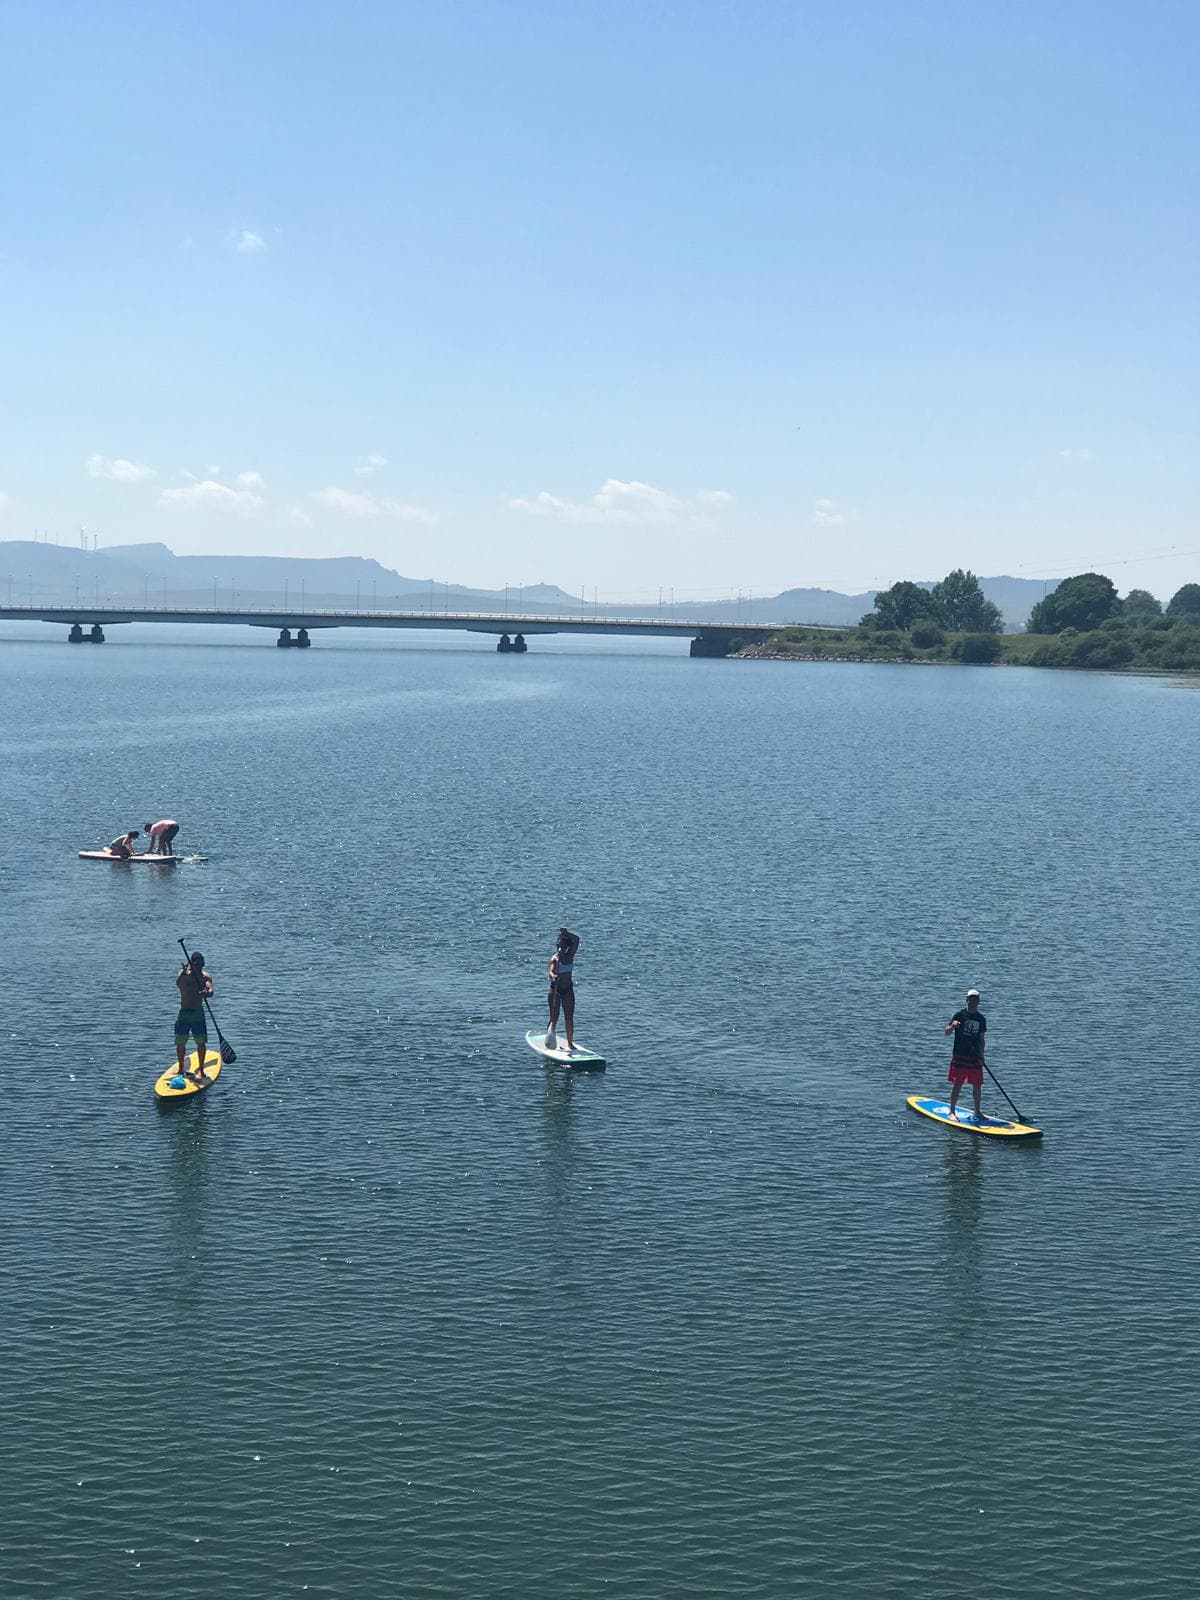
[0,602,782,629]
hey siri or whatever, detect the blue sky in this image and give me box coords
[1,1,1196,599]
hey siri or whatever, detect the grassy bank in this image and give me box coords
[755,617,1200,672]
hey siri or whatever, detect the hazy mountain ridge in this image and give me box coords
[0,541,1055,629]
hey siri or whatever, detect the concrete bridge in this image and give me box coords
[0,604,786,657]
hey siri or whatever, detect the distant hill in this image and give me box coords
[0,540,1056,630]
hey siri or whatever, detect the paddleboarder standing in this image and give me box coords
[175,951,214,1081]
[945,987,986,1121]
[546,927,580,1051]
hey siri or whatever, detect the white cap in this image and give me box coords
[966,987,980,998]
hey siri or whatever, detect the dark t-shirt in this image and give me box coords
[950,1008,986,1061]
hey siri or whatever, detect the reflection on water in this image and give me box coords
[539,1066,577,1212]
[939,1135,984,1344]
[160,1099,213,1316]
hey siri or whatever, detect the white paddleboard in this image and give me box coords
[78,850,178,863]
[525,1030,606,1068]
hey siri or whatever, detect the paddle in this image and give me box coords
[982,1059,1027,1124]
[178,938,237,1064]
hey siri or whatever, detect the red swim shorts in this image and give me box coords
[948,1061,984,1087]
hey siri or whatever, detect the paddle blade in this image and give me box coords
[219,1039,237,1064]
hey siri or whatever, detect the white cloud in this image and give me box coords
[1057,447,1093,463]
[811,497,845,526]
[696,488,734,507]
[353,454,389,476]
[312,486,379,517]
[87,453,156,483]
[386,501,439,526]
[287,504,314,527]
[233,230,266,253]
[236,470,265,490]
[159,478,263,514]
[595,479,682,520]
[511,478,693,524]
[311,485,437,525]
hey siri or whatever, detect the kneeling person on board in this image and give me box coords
[145,818,179,855]
[944,987,986,1120]
[547,927,581,1050]
[175,952,214,1080]
[108,830,140,859]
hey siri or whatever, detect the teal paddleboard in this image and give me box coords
[526,1031,606,1068]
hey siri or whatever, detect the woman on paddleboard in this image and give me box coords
[547,927,580,1051]
[944,987,986,1121]
[108,829,139,859]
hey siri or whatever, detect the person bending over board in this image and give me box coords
[546,928,581,1051]
[944,987,987,1120]
[145,818,179,855]
[108,830,140,859]
[175,952,214,1081]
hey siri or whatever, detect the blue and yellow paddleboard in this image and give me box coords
[906,1095,1042,1141]
[155,1049,222,1102]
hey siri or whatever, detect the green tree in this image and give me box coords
[864,580,935,630]
[910,619,946,649]
[956,633,1002,663]
[1069,627,1135,670]
[1122,588,1162,626]
[1026,572,1119,633]
[930,569,1002,633]
[1166,583,1200,624]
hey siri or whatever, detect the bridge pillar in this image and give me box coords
[497,632,512,652]
[89,624,106,644]
[296,627,311,648]
[277,627,293,647]
[69,623,85,643]
[512,633,527,653]
[690,633,736,658]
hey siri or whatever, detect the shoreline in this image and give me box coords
[730,642,1200,677]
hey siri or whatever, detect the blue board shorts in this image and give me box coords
[175,1008,207,1047]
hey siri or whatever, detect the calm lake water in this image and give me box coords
[2,625,1198,1598]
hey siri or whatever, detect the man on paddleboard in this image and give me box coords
[145,818,179,855]
[944,987,986,1120]
[175,952,214,1081]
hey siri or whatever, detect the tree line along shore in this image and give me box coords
[735,571,1200,673]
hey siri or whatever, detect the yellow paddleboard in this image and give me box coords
[906,1094,1042,1141]
[155,1049,223,1101]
